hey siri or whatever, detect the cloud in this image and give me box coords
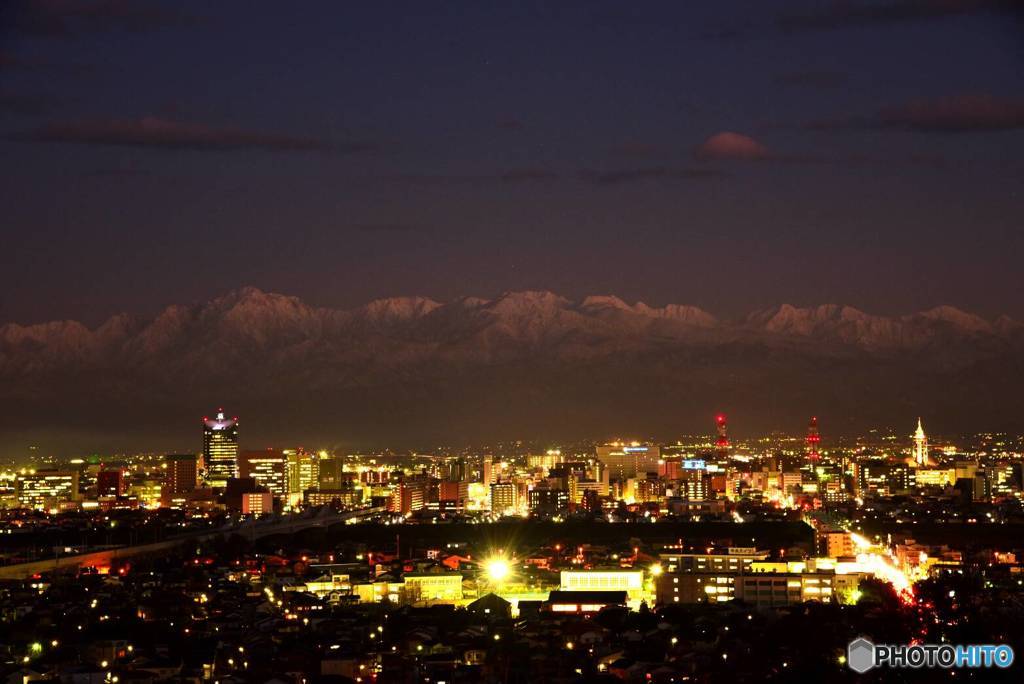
[4,0,197,38]
[777,0,1018,32]
[693,132,771,161]
[803,94,1024,133]
[10,116,375,152]
[878,94,1024,132]
[580,167,727,184]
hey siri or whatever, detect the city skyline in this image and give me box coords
[1,3,1022,679]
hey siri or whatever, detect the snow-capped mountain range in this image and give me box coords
[2,287,1020,372]
[1,287,1021,452]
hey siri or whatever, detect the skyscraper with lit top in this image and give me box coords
[806,416,821,462]
[203,408,239,486]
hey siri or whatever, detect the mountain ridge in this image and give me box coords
[2,286,1017,349]
[1,287,1021,455]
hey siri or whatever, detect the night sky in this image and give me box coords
[2,1,1023,327]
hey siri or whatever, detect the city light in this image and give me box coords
[485,557,511,583]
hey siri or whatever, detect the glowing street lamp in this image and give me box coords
[485,558,510,583]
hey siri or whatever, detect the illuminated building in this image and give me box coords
[822,480,848,504]
[675,469,708,500]
[402,572,464,603]
[285,448,320,494]
[657,573,736,604]
[659,547,768,575]
[317,453,345,489]
[239,449,287,497]
[560,569,644,601]
[595,443,661,481]
[241,491,273,515]
[715,414,730,460]
[481,455,494,486]
[734,573,835,606]
[632,476,664,503]
[806,416,821,461]
[203,409,239,486]
[438,480,470,510]
[915,468,955,488]
[990,462,1023,497]
[913,417,928,467]
[352,577,404,603]
[547,590,627,614]
[527,450,562,471]
[17,470,79,509]
[97,468,127,497]
[817,530,855,558]
[779,471,802,493]
[392,475,428,514]
[163,454,197,504]
[489,481,517,514]
[448,457,468,482]
[854,460,915,495]
[528,485,569,515]
[304,485,363,508]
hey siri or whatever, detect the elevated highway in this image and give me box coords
[0,506,384,580]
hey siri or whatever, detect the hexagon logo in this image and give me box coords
[848,638,876,674]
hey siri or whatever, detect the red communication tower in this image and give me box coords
[715,414,730,458]
[806,416,821,461]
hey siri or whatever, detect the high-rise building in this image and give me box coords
[97,468,127,497]
[490,481,517,514]
[913,418,928,467]
[715,414,730,461]
[318,453,346,490]
[528,485,570,515]
[163,454,198,505]
[806,416,821,462]
[203,409,239,485]
[239,449,288,497]
[595,444,661,481]
[481,455,494,487]
[391,474,428,514]
[286,448,320,494]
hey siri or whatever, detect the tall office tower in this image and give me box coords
[163,454,198,504]
[391,474,428,514]
[239,449,288,497]
[318,453,345,489]
[482,455,494,487]
[286,448,320,494]
[97,468,127,496]
[913,418,928,467]
[449,458,467,482]
[595,444,661,481]
[490,481,517,514]
[806,416,821,462]
[203,409,239,486]
[715,414,730,460]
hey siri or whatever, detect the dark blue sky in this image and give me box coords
[2,0,1022,325]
